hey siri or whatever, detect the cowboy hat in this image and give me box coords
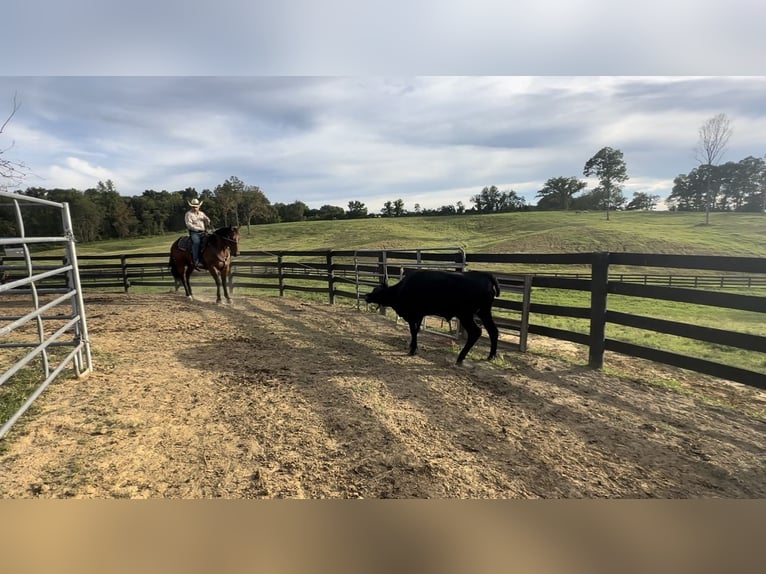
[187,198,203,207]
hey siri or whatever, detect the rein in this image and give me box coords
[206,233,239,265]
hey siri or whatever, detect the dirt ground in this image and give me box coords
[1,289,764,498]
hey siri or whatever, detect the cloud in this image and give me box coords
[2,76,766,211]
[5,1,766,75]
[45,157,115,190]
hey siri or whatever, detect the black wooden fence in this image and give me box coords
[2,249,765,389]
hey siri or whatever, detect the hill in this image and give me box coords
[78,211,766,258]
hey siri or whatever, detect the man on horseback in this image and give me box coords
[185,198,212,270]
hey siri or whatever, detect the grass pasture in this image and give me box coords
[78,210,766,258]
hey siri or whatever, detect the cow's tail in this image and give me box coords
[490,273,500,297]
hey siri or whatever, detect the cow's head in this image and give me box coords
[364,283,389,305]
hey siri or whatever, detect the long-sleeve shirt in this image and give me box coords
[185,209,211,232]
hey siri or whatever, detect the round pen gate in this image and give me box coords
[0,190,93,439]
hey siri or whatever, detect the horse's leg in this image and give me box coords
[184,264,194,299]
[210,268,222,304]
[222,266,232,303]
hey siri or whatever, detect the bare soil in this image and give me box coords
[1,291,764,498]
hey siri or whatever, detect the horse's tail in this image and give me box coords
[168,239,182,279]
[169,255,181,279]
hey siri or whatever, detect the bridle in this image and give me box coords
[207,231,240,264]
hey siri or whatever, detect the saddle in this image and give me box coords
[177,235,209,253]
[178,235,209,269]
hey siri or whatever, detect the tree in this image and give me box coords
[471,185,526,213]
[535,176,588,210]
[718,156,764,212]
[87,179,136,239]
[583,147,629,220]
[215,176,245,227]
[471,185,503,212]
[380,199,405,217]
[239,185,277,229]
[625,191,660,211]
[347,200,368,218]
[695,112,732,224]
[316,204,345,220]
[130,189,188,235]
[745,154,766,213]
[668,165,721,212]
[275,200,307,222]
[0,94,29,190]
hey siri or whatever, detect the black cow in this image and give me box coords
[365,270,501,363]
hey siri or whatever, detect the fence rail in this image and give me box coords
[4,254,765,292]
[2,249,764,389]
[0,191,93,440]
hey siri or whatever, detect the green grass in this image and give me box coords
[71,210,766,257]
[0,366,43,452]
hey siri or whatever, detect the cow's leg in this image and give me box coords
[456,313,482,363]
[407,319,422,355]
[476,307,499,360]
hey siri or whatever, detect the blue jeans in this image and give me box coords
[190,231,204,264]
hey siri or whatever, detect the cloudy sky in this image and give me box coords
[3,2,766,212]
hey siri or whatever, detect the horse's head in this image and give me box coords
[226,226,241,256]
[210,226,241,256]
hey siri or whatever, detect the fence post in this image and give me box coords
[588,251,609,369]
[377,251,387,315]
[455,248,466,272]
[278,254,284,297]
[326,251,335,305]
[121,255,129,292]
[519,274,532,352]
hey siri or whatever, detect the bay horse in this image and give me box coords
[169,226,241,303]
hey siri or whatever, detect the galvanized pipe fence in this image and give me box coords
[0,191,93,439]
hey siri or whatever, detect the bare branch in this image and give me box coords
[694,112,733,166]
[1,93,30,188]
[0,92,21,135]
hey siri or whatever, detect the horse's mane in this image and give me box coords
[210,226,240,255]
[213,226,238,237]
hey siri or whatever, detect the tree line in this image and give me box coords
[668,156,766,213]
[2,148,763,244]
